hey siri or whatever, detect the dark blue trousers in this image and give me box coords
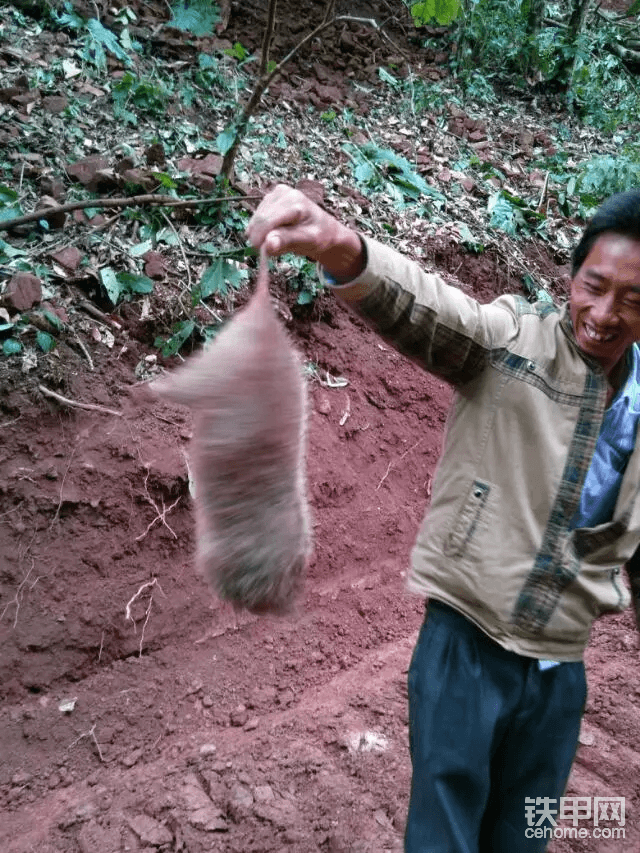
[405,600,587,853]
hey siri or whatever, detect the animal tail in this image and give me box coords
[255,244,270,299]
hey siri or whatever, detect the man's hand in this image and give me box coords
[246,184,365,282]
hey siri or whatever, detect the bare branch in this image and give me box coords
[260,0,278,77]
[0,192,264,232]
[221,15,390,181]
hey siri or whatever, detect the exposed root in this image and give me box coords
[135,470,181,542]
[1,561,40,628]
[68,724,104,763]
[125,577,166,657]
[38,385,122,417]
[376,439,423,491]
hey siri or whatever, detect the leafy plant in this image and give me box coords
[224,42,251,63]
[2,338,22,356]
[112,72,172,125]
[343,142,445,207]
[100,268,155,305]
[154,319,196,356]
[486,190,546,236]
[571,155,640,207]
[36,331,56,353]
[409,0,461,26]
[169,0,220,36]
[0,185,22,224]
[51,4,132,71]
[280,255,320,305]
[197,256,249,299]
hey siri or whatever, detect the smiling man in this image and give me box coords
[570,231,640,383]
[247,188,640,853]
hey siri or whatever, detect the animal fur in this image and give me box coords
[151,247,311,614]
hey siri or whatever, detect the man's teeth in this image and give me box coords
[585,324,615,342]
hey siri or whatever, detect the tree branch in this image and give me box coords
[0,192,263,232]
[259,0,278,77]
[221,14,385,182]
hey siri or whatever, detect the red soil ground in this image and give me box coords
[1,235,638,853]
[1,0,639,849]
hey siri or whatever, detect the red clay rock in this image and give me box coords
[67,155,114,192]
[4,272,42,311]
[143,251,166,280]
[42,95,68,114]
[178,154,222,179]
[51,247,83,274]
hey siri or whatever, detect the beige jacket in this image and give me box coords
[325,236,636,660]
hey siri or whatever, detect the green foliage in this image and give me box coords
[343,142,445,207]
[409,0,461,26]
[216,124,237,156]
[563,27,640,130]
[169,0,220,36]
[522,273,554,304]
[405,78,448,115]
[461,71,496,104]
[193,53,230,92]
[155,320,196,356]
[100,268,155,305]
[378,67,401,89]
[36,331,56,353]
[0,184,23,228]
[224,42,251,63]
[112,73,172,125]
[2,338,22,356]
[51,5,133,71]
[281,255,321,305]
[198,257,249,299]
[85,18,131,69]
[487,190,544,236]
[415,0,640,128]
[488,191,522,236]
[0,185,18,204]
[571,155,640,207]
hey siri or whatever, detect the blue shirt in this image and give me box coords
[572,344,640,529]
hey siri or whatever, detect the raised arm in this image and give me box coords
[246,184,365,283]
[247,185,520,385]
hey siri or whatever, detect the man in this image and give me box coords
[247,186,640,852]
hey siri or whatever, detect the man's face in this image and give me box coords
[570,231,640,377]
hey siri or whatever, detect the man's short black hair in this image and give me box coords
[572,189,640,277]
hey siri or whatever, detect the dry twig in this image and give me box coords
[160,209,192,292]
[376,440,423,490]
[38,384,122,417]
[0,192,263,232]
[221,11,397,179]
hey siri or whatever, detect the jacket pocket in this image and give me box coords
[443,479,491,558]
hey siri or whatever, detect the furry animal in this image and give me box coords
[151,247,311,614]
